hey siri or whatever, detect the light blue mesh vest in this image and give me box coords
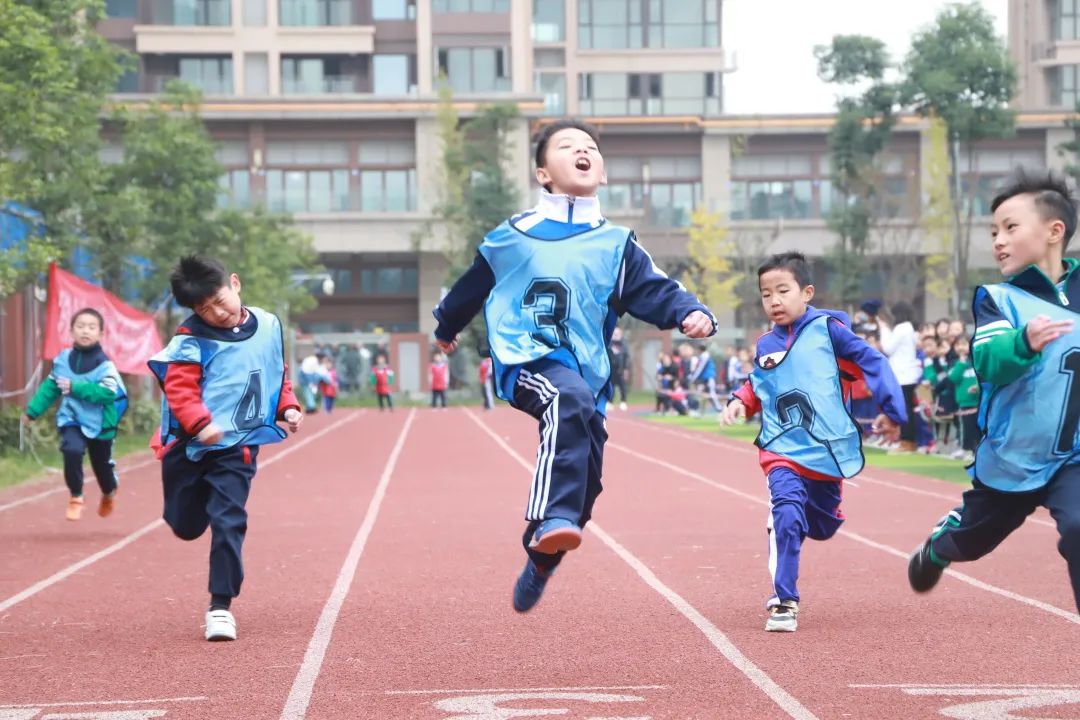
[148,306,287,461]
[974,283,1080,492]
[479,220,630,400]
[750,315,864,478]
[52,349,128,439]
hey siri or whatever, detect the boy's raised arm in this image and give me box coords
[828,320,907,425]
[617,234,716,334]
[433,253,496,344]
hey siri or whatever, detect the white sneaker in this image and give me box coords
[619,401,628,411]
[765,600,798,632]
[949,448,966,460]
[205,609,237,641]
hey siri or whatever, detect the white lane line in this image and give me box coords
[0,412,361,615]
[0,456,158,514]
[0,697,207,709]
[619,418,1058,529]
[280,408,415,720]
[466,410,820,720]
[851,684,1080,689]
[384,685,667,696]
[609,440,1080,626]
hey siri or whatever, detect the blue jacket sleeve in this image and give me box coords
[617,234,716,333]
[432,252,495,343]
[828,319,908,425]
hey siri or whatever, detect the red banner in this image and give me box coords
[42,263,163,375]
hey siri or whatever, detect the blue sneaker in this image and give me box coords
[528,518,583,554]
[512,560,552,613]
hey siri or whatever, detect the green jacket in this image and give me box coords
[26,351,120,440]
[948,358,979,409]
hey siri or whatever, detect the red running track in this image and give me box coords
[0,406,1077,720]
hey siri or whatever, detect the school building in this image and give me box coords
[93,0,1077,339]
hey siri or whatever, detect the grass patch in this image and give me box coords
[0,433,150,491]
[647,414,971,485]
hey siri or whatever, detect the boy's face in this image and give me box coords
[193,274,243,328]
[921,337,937,356]
[71,313,102,348]
[955,339,970,356]
[759,268,812,328]
[535,128,607,198]
[991,193,1065,277]
[948,320,965,339]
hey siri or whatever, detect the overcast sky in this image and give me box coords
[721,0,1010,114]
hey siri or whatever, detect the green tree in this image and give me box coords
[423,87,521,355]
[815,34,898,308]
[900,1,1017,313]
[0,0,125,295]
[681,207,738,314]
[922,115,956,304]
[214,207,320,315]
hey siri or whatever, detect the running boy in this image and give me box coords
[722,251,907,632]
[23,308,127,521]
[908,170,1080,613]
[148,256,303,641]
[432,118,715,613]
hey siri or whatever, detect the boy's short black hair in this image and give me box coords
[71,307,104,331]
[533,118,601,170]
[757,251,813,288]
[170,256,230,309]
[991,168,1079,248]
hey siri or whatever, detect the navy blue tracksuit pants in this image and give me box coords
[512,360,607,572]
[59,425,118,498]
[162,443,259,600]
[929,464,1080,613]
[767,467,845,604]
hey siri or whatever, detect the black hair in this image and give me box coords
[71,307,104,331]
[170,256,230,309]
[891,300,916,325]
[991,168,1079,248]
[533,119,601,191]
[757,251,813,288]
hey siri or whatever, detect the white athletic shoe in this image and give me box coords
[205,609,237,641]
[619,401,628,411]
[765,600,798,632]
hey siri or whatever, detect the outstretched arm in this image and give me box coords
[432,252,495,352]
[617,234,716,336]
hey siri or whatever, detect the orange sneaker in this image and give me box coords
[98,491,117,518]
[65,496,85,521]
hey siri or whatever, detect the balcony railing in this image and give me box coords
[279,0,353,26]
[282,75,357,94]
[149,0,230,25]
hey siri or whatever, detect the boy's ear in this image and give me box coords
[535,166,551,189]
[803,283,815,302]
[230,273,242,293]
[1050,218,1067,245]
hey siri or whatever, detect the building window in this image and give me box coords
[105,0,137,17]
[373,55,411,95]
[535,72,566,115]
[600,155,701,227]
[578,0,642,49]
[730,154,815,221]
[151,0,231,25]
[176,56,233,94]
[649,0,719,48]
[218,170,251,209]
[957,148,1043,217]
[433,0,508,12]
[266,169,350,213]
[533,0,565,43]
[279,0,351,25]
[281,57,354,94]
[437,47,510,93]
[358,140,417,212]
[579,72,718,115]
[373,0,414,19]
[1055,0,1080,40]
[359,266,419,294]
[115,66,140,93]
[1051,64,1080,108]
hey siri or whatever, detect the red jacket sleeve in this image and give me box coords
[733,379,762,417]
[277,363,301,418]
[163,362,212,436]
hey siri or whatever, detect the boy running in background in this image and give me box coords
[370,354,394,411]
[722,251,906,632]
[23,308,127,521]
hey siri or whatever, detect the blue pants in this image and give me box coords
[512,360,607,572]
[930,464,1080,612]
[767,467,845,603]
[59,426,117,498]
[162,443,259,600]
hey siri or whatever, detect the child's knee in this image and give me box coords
[1057,516,1080,558]
[169,523,206,542]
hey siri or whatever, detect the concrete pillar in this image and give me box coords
[415,116,441,216]
[505,115,533,208]
[417,0,433,94]
[701,132,731,216]
[418,252,448,335]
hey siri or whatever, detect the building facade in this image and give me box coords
[96,0,1076,337]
